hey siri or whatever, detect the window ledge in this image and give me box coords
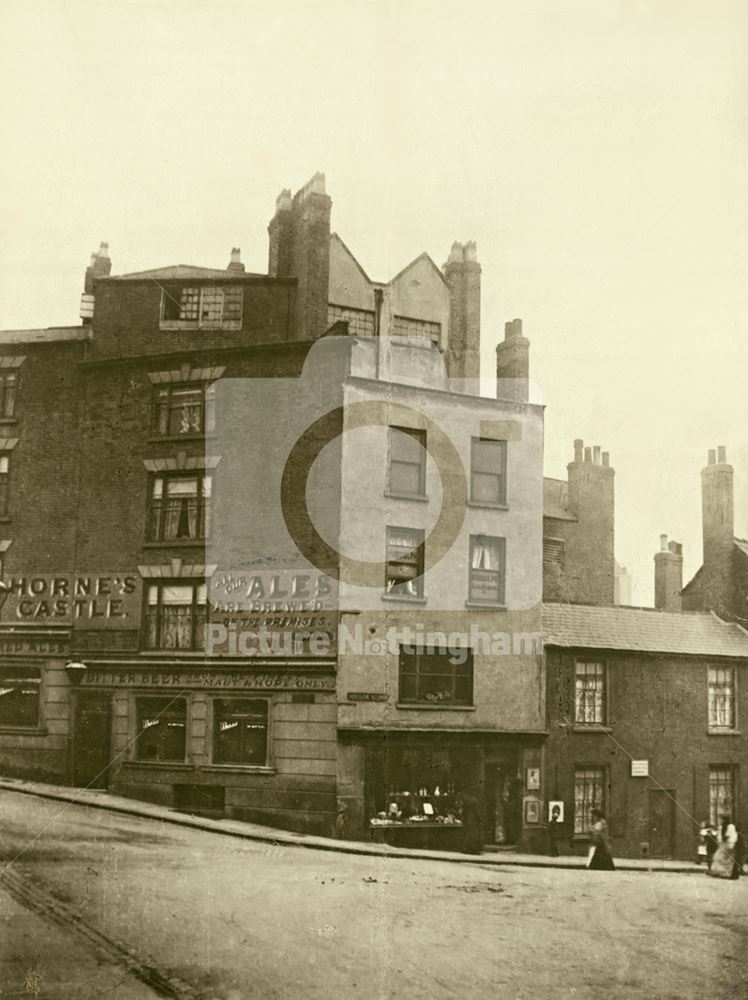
[572,725,612,734]
[0,726,47,735]
[141,539,209,549]
[124,760,194,769]
[385,491,429,503]
[160,321,242,332]
[468,500,509,511]
[381,594,427,605]
[202,764,275,775]
[396,703,476,712]
[0,517,11,524]
[465,601,507,611]
[707,729,742,736]
[147,434,217,445]
[0,418,18,426]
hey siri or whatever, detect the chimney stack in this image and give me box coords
[268,173,331,340]
[443,241,481,380]
[80,241,111,324]
[654,534,683,612]
[227,247,245,273]
[701,446,735,616]
[564,438,616,605]
[495,318,530,402]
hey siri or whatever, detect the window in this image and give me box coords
[392,315,441,347]
[0,372,17,418]
[574,766,606,834]
[0,666,40,728]
[135,696,187,762]
[149,473,212,541]
[0,456,9,516]
[145,582,207,650]
[213,699,268,765]
[575,662,607,726]
[389,427,426,497]
[160,284,243,329]
[327,304,375,337]
[709,765,736,827]
[153,384,215,437]
[469,535,506,604]
[470,438,507,505]
[385,527,425,598]
[708,667,736,730]
[399,646,473,706]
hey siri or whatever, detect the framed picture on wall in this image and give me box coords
[524,799,541,824]
[526,767,540,790]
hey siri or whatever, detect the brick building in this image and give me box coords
[542,602,748,860]
[0,172,546,846]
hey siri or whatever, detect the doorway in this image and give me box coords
[73,692,113,789]
[648,789,676,858]
[483,757,522,845]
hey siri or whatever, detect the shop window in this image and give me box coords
[160,284,243,329]
[135,696,187,762]
[153,383,215,437]
[0,666,40,728]
[574,661,607,726]
[213,699,268,766]
[399,646,473,706]
[574,766,606,835]
[708,765,736,828]
[468,535,506,604]
[385,527,425,599]
[149,472,212,541]
[0,371,17,419]
[145,582,207,650]
[708,666,736,730]
[470,438,507,505]
[388,427,427,497]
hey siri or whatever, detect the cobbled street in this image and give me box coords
[1,789,746,1000]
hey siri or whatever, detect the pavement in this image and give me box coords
[0,775,703,873]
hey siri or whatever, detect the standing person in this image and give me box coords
[704,822,719,872]
[548,803,563,858]
[459,790,483,855]
[586,808,615,870]
[708,815,740,880]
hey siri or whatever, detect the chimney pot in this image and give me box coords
[584,446,592,463]
[447,241,463,264]
[593,445,602,465]
[602,451,610,467]
[275,189,292,213]
[574,439,584,463]
[660,533,668,552]
[463,241,478,263]
[98,241,109,258]
[708,449,716,465]
[718,445,727,464]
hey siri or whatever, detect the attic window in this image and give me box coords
[161,285,243,330]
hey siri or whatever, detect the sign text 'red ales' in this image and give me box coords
[0,575,140,627]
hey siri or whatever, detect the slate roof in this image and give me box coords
[542,603,748,658]
[110,265,263,281]
[543,477,577,522]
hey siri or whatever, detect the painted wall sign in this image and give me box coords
[209,570,337,613]
[80,669,336,691]
[630,760,649,777]
[347,692,388,702]
[0,575,140,628]
[0,634,68,656]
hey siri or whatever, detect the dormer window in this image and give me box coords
[160,284,243,330]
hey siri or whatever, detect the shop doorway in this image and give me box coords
[73,692,113,789]
[649,789,675,858]
[483,757,522,845]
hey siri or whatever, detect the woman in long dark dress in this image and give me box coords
[586,808,615,870]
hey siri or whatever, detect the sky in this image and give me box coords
[0,0,746,605]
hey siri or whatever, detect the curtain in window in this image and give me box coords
[163,478,199,539]
[471,538,500,570]
[161,585,193,649]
